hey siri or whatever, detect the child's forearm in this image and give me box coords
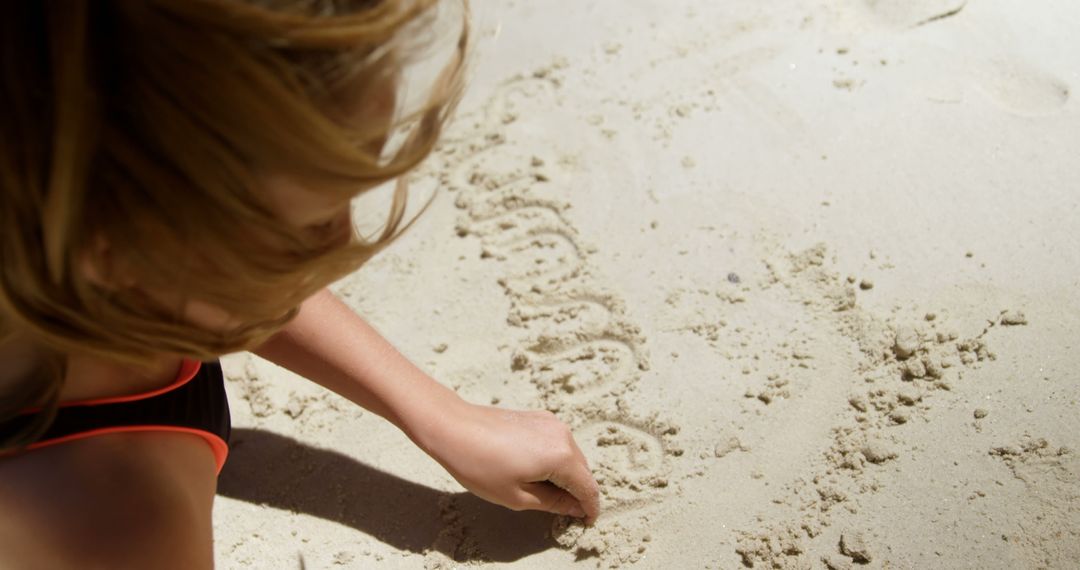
[252,288,601,522]
[251,288,462,448]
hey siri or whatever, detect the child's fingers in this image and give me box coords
[517,481,586,518]
[547,456,601,524]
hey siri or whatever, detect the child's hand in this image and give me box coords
[254,290,600,521]
[419,401,601,524]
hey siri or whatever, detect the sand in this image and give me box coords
[213,0,1080,567]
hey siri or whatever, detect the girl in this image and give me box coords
[0,1,600,567]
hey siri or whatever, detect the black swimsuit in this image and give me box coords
[0,360,231,474]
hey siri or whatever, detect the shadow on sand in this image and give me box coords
[217,428,557,563]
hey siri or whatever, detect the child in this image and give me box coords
[0,1,600,567]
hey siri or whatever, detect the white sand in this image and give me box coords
[213,0,1080,567]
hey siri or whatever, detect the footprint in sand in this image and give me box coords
[973,59,1071,116]
[856,0,1071,116]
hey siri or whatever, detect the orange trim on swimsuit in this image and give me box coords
[4,360,229,475]
[24,425,229,475]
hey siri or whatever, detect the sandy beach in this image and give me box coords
[213,0,1080,567]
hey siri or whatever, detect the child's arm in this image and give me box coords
[253,288,601,523]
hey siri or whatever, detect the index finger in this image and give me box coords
[547,443,601,524]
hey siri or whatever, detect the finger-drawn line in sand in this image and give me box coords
[440,75,561,146]
[465,204,570,239]
[514,337,642,407]
[423,68,678,566]
[478,76,561,133]
[550,413,683,566]
[483,230,586,285]
[507,294,625,337]
[445,150,536,196]
[573,420,677,512]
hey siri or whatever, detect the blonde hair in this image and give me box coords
[0,0,467,446]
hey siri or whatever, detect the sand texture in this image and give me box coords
[213,0,1080,567]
